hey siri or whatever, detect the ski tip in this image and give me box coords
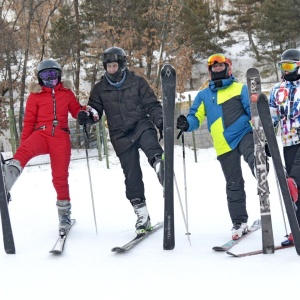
[160,64,176,76]
[226,251,240,257]
[49,250,62,254]
[257,93,268,102]
[252,219,261,227]
[5,248,16,254]
[212,246,226,251]
[111,247,126,253]
[161,63,174,69]
[246,67,259,73]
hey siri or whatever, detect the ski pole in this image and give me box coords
[83,124,98,235]
[180,132,190,236]
[273,167,289,237]
[173,172,191,245]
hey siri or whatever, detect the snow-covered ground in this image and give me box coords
[0,144,299,300]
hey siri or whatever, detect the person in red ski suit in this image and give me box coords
[3,59,85,232]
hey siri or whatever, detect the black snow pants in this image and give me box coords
[217,132,255,224]
[283,143,300,224]
[118,128,163,201]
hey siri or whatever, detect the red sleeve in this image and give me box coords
[68,90,85,118]
[21,94,38,143]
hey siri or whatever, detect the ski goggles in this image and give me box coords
[278,61,300,73]
[103,53,120,62]
[39,69,59,80]
[207,54,227,66]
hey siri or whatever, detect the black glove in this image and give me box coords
[77,111,90,125]
[156,118,163,131]
[156,118,163,141]
[177,115,189,131]
[265,142,271,157]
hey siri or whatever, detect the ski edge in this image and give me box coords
[226,244,294,258]
[0,154,15,254]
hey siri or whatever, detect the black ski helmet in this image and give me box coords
[37,59,62,85]
[281,49,300,61]
[102,47,127,71]
[280,49,300,81]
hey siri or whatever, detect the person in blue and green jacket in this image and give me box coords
[177,53,255,240]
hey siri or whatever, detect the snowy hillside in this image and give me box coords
[0,145,299,300]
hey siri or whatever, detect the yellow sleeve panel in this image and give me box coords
[210,117,231,156]
[195,101,206,126]
[217,82,243,105]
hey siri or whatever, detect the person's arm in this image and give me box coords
[20,95,37,143]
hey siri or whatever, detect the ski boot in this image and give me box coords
[56,200,72,235]
[231,222,248,240]
[131,198,151,236]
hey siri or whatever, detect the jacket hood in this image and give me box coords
[28,80,73,93]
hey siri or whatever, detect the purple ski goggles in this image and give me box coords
[39,69,59,80]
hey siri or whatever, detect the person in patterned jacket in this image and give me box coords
[3,59,85,233]
[176,53,255,240]
[269,48,300,246]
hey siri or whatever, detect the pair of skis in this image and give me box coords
[247,68,275,254]
[212,219,294,257]
[234,68,300,257]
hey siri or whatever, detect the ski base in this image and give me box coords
[49,219,76,254]
[227,244,294,257]
[212,219,261,251]
[257,93,300,255]
[112,222,163,253]
[161,63,176,251]
[0,154,15,254]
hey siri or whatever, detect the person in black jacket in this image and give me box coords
[77,46,164,235]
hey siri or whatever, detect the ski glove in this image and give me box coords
[77,110,90,125]
[156,118,163,131]
[77,106,100,126]
[77,111,90,125]
[265,142,271,157]
[156,118,163,141]
[176,115,189,131]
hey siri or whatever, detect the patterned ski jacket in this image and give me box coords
[186,76,252,156]
[269,79,300,147]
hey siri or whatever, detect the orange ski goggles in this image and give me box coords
[207,54,231,67]
[278,61,300,73]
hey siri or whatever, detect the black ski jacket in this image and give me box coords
[88,69,163,156]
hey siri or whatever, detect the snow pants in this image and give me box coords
[283,143,300,224]
[13,129,71,200]
[118,128,163,201]
[217,132,255,224]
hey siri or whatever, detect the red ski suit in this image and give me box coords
[14,81,83,200]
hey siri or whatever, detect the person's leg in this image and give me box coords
[5,131,49,191]
[239,132,255,177]
[139,128,164,186]
[218,148,248,239]
[119,145,151,234]
[48,133,72,231]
